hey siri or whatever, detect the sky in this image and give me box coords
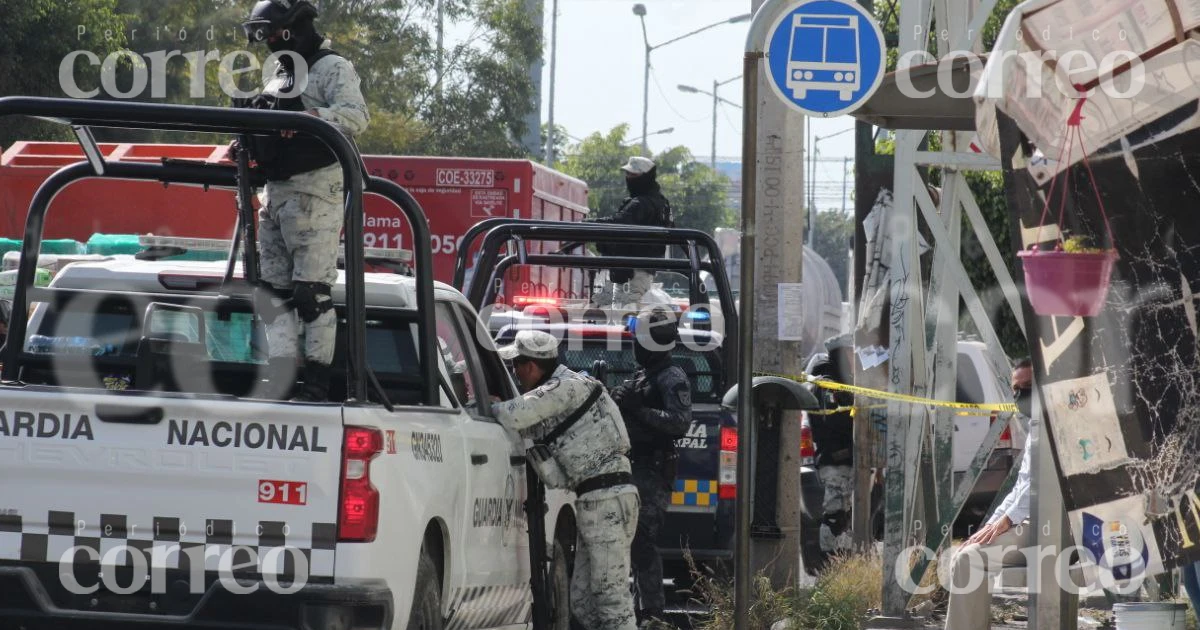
[537,0,859,210]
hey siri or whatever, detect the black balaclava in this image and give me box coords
[634,310,677,369]
[270,16,322,63]
[626,167,659,197]
[634,342,665,369]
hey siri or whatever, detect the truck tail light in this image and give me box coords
[989,414,1013,449]
[800,416,816,466]
[719,426,737,500]
[339,427,382,542]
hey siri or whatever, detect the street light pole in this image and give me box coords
[544,0,560,164]
[631,127,675,145]
[678,77,741,169]
[634,4,651,155]
[632,5,751,156]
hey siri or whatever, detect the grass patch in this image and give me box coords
[687,546,944,630]
[792,552,883,629]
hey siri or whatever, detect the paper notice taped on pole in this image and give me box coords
[777,282,805,341]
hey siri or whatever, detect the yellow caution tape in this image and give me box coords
[754,370,1019,414]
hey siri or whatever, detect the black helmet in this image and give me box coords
[243,0,318,44]
[635,307,679,348]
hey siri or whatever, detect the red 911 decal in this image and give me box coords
[258,480,308,505]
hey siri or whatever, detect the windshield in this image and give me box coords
[559,339,724,404]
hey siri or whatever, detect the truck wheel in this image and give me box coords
[407,548,443,630]
[549,537,573,630]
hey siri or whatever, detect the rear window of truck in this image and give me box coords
[23,303,423,399]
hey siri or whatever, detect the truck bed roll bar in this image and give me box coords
[0,97,437,406]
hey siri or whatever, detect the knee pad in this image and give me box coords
[253,283,294,319]
[293,281,333,323]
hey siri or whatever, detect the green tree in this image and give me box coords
[0,0,127,147]
[876,0,1020,71]
[960,170,1024,358]
[810,208,854,299]
[7,0,540,157]
[558,124,734,235]
[875,131,1025,357]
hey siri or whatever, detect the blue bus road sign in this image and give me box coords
[763,0,886,117]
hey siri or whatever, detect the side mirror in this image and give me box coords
[143,302,207,345]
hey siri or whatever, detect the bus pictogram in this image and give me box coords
[786,14,862,101]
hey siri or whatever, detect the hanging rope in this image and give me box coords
[1031,86,1117,252]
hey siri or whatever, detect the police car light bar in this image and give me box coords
[137,234,415,263]
[511,295,561,306]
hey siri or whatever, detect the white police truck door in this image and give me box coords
[435,303,527,628]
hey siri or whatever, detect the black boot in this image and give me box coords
[291,361,332,403]
[265,357,299,400]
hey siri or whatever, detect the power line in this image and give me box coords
[720,103,740,133]
[650,67,709,124]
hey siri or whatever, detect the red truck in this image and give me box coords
[0,142,590,294]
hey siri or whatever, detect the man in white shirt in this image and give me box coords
[944,357,1035,629]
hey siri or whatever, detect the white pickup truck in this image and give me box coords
[0,257,576,630]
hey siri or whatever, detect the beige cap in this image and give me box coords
[497,329,560,361]
[620,156,656,175]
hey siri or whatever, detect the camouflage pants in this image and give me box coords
[631,464,670,615]
[818,465,854,553]
[258,165,343,365]
[592,270,654,309]
[572,487,639,630]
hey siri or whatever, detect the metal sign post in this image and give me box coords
[738,2,884,627]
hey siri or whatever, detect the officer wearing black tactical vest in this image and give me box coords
[610,307,692,626]
[237,0,369,401]
[587,157,674,308]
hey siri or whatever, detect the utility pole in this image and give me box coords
[678,77,741,170]
[544,0,559,165]
[748,0,806,588]
[842,156,850,214]
[712,79,719,169]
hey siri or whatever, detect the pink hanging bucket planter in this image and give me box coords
[1018,91,1118,318]
[1018,247,1116,317]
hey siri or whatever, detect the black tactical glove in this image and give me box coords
[610,385,641,414]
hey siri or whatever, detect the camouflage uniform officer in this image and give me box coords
[240,0,369,401]
[610,308,691,626]
[492,330,640,630]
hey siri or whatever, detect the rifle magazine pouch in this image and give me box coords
[527,444,569,489]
